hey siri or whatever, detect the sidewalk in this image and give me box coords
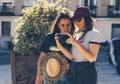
[0,50,10,65]
[0,50,10,54]
[0,48,120,84]
[0,65,12,84]
[0,50,12,84]
[96,46,120,84]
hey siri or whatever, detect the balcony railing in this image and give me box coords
[0,6,15,16]
[89,5,97,17]
[107,5,120,17]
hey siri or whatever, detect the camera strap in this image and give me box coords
[77,31,87,41]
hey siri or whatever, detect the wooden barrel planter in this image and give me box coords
[10,51,39,84]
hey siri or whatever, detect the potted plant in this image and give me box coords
[10,0,72,84]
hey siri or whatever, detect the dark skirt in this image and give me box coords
[70,61,97,84]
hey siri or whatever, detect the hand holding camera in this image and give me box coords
[56,33,69,44]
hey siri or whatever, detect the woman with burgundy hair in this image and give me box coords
[55,6,102,84]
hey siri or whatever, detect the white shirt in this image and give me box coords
[71,29,102,62]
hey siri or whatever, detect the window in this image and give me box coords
[84,0,89,7]
[2,2,13,9]
[79,0,95,7]
[1,21,11,36]
[115,0,120,10]
[90,0,94,7]
[112,24,120,39]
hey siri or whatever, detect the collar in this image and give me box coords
[75,29,86,34]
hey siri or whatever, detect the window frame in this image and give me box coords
[1,21,11,36]
[112,24,120,39]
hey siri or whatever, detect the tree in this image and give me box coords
[13,0,72,56]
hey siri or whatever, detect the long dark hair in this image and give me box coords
[50,13,75,35]
[76,16,95,40]
[84,16,94,31]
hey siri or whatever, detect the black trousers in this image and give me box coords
[70,61,97,84]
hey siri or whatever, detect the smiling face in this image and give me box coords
[58,18,72,34]
[74,17,86,30]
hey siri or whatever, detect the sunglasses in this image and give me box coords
[73,17,82,22]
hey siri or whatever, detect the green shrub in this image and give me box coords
[13,0,72,56]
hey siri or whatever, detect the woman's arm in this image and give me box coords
[66,33,101,62]
[76,42,100,62]
[55,34,74,60]
[35,52,46,84]
[56,40,74,60]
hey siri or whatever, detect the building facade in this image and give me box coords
[0,0,120,49]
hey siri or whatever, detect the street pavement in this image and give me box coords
[0,50,10,65]
[0,50,12,84]
[96,49,120,84]
[0,48,120,84]
[0,65,12,84]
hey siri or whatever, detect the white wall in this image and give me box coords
[1,16,120,41]
[24,0,37,6]
[0,16,19,49]
[95,18,120,41]
[0,16,19,37]
[0,16,120,49]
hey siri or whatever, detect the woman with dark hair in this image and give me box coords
[35,12,75,84]
[50,13,75,35]
[55,6,102,84]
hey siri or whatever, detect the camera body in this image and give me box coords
[57,34,69,44]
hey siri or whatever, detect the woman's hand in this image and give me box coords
[54,33,60,42]
[65,33,78,46]
[55,33,74,60]
[55,33,63,47]
[35,78,42,84]
[61,63,70,72]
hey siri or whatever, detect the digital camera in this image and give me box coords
[57,34,69,44]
